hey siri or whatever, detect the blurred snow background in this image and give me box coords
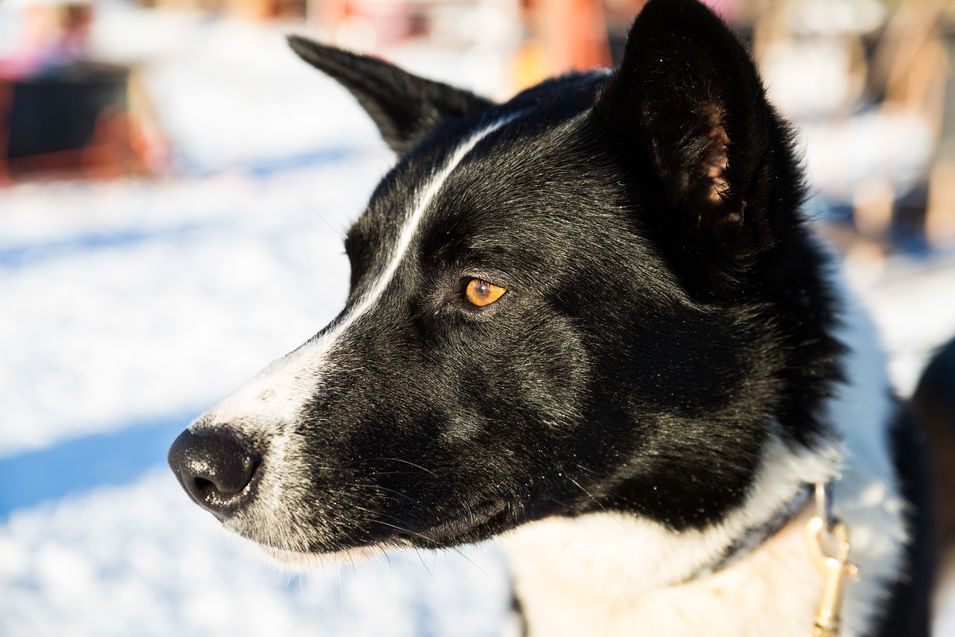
[1,1,955,636]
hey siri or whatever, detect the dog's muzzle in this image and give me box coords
[167,428,263,519]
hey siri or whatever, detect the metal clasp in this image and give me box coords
[806,483,859,637]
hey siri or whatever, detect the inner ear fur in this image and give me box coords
[594,0,801,292]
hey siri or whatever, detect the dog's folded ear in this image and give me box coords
[288,36,494,155]
[595,0,800,295]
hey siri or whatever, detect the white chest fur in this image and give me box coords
[504,508,823,637]
[499,284,909,637]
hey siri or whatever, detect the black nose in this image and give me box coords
[168,428,262,519]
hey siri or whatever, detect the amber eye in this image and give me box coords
[464,278,506,308]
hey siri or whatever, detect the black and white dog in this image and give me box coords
[168,1,947,634]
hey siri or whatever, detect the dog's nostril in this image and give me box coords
[167,428,262,518]
[191,476,216,498]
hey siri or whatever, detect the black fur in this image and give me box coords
[876,404,934,637]
[172,1,937,633]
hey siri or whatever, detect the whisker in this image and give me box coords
[367,518,486,573]
[369,457,439,477]
[368,518,431,542]
[369,484,421,504]
[566,475,605,511]
[414,547,433,577]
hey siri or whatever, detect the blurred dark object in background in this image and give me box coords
[0,2,164,182]
[2,63,135,181]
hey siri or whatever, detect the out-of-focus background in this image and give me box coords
[2,0,955,635]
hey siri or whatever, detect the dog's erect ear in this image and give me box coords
[288,36,494,155]
[596,0,796,293]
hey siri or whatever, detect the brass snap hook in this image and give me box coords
[806,484,859,637]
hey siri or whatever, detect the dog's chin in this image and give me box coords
[229,498,512,570]
[256,544,385,572]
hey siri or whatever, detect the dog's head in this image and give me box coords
[169,0,841,567]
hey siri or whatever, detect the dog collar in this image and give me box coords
[681,483,814,582]
[681,481,859,636]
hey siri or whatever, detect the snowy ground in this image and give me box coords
[3,6,955,637]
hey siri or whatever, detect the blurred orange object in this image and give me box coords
[539,0,610,71]
[513,0,611,90]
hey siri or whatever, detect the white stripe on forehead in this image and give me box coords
[329,111,521,343]
[204,111,521,430]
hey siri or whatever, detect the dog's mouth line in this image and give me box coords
[413,499,509,544]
